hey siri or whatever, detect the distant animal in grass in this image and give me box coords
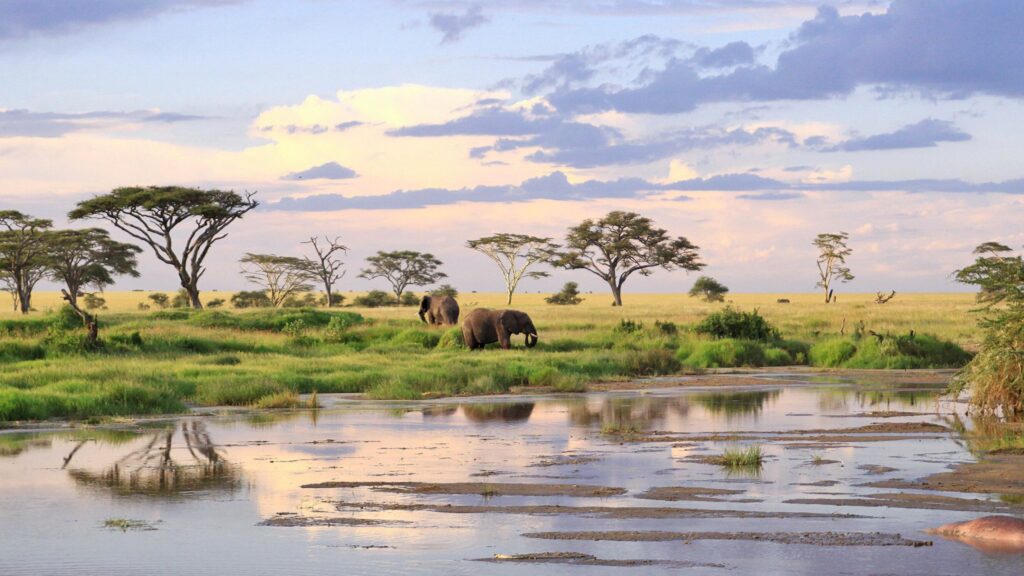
[776,298,790,304]
[462,308,537,350]
[418,295,460,326]
[927,515,1024,553]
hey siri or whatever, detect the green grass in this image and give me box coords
[0,292,979,422]
[717,445,764,468]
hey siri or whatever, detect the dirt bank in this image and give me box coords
[300,480,627,497]
[522,530,932,547]
[865,454,1024,497]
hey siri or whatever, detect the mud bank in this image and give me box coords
[300,480,627,497]
[522,530,933,547]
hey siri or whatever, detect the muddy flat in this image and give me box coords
[522,530,933,547]
[300,480,627,497]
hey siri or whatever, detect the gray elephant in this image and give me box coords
[462,308,538,350]
[418,295,460,326]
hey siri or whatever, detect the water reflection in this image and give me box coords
[460,403,534,423]
[66,421,241,496]
[692,390,781,419]
[568,396,690,430]
[0,433,52,457]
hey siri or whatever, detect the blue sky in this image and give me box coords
[2,0,1023,295]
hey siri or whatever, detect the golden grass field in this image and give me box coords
[4,290,983,349]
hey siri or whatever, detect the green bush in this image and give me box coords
[624,348,682,375]
[615,319,644,333]
[694,306,779,341]
[808,339,858,367]
[353,290,396,308]
[654,320,678,336]
[679,339,770,368]
[809,333,970,369]
[0,341,46,362]
[391,328,441,349]
[231,290,272,308]
[546,282,583,305]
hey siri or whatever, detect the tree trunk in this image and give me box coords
[823,284,831,303]
[610,282,623,307]
[506,289,513,306]
[62,289,99,346]
[324,284,334,307]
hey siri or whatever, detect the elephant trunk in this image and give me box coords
[418,309,427,323]
[525,332,538,348]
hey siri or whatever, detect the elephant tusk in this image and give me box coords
[525,333,538,348]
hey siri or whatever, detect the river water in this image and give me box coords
[1,373,1022,575]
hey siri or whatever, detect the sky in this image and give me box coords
[2,0,1023,296]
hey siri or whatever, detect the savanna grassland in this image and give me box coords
[0,290,980,423]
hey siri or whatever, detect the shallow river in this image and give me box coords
[1,373,1022,575]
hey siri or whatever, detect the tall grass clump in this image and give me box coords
[809,332,970,369]
[717,445,764,468]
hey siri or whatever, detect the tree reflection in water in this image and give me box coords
[65,421,241,496]
[693,390,781,419]
[568,397,690,430]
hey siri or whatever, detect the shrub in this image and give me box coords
[809,339,858,367]
[391,328,441,349]
[654,320,678,336]
[695,306,779,341]
[688,276,729,302]
[282,292,318,308]
[319,293,346,307]
[231,290,272,309]
[171,289,191,308]
[137,303,151,311]
[324,314,362,340]
[0,341,46,362]
[206,298,225,309]
[399,292,419,306]
[147,293,169,309]
[810,333,970,369]
[614,319,643,334]
[82,293,106,310]
[625,348,682,375]
[546,282,583,305]
[353,290,395,308]
[432,284,459,298]
[680,339,768,368]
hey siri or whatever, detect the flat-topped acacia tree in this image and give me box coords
[0,211,53,314]
[467,233,558,305]
[359,250,446,302]
[47,228,141,343]
[69,186,258,309]
[551,211,704,307]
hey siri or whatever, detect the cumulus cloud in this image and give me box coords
[546,1,1024,115]
[825,118,972,152]
[281,161,358,181]
[429,5,489,44]
[0,108,207,138]
[0,0,242,41]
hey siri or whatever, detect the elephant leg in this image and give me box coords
[497,330,511,350]
[462,325,476,349]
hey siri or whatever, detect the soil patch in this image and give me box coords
[635,486,748,502]
[864,455,1024,497]
[300,481,626,497]
[476,552,725,568]
[785,492,1018,513]
[859,464,899,475]
[259,514,407,528]
[522,530,932,547]
[332,501,865,519]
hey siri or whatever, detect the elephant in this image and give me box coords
[462,308,538,350]
[418,295,460,326]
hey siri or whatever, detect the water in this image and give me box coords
[1,374,1022,575]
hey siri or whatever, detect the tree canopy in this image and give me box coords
[69,186,258,309]
[47,228,141,343]
[358,250,446,301]
[0,210,53,314]
[239,253,316,308]
[467,233,558,305]
[551,211,703,306]
[689,276,729,302]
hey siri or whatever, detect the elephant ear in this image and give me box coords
[419,295,431,309]
[497,310,518,332]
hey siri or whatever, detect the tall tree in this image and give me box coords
[303,236,348,307]
[551,211,703,306]
[239,253,316,308]
[467,233,558,305]
[69,186,258,309]
[47,228,141,343]
[359,250,446,302]
[813,232,854,303]
[0,211,53,314]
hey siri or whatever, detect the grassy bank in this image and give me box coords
[0,292,977,422]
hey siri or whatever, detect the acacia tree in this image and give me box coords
[358,250,446,302]
[952,242,1024,415]
[303,236,348,307]
[813,232,854,303]
[551,211,703,306]
[0,211,53,314]
[467,233,558,305]
[47,228,141,343]
[69,186,258,309]
[689,276,729,302]
[239,253,316,308]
